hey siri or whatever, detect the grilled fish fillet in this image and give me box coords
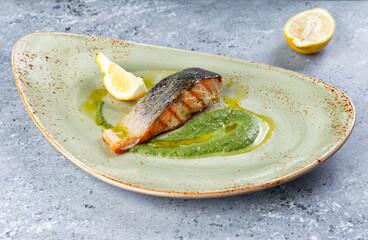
[103,68,223,153]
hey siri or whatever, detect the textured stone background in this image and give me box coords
[1,0,367,239]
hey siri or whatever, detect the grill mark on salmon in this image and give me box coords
[200,81,213,95]
[167,106,183,123]
[103,68,223,153]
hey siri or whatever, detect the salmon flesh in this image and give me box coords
[103,68,223,153]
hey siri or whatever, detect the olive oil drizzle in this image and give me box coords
[111,122,129,138]
[223,95,275,151]
[79,89,108,118]
[79,89,114,129]
[149,133,215,148]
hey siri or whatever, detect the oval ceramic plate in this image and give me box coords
[12,32,355,198]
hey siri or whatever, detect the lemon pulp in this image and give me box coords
[284,8,336,54]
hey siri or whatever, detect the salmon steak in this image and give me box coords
[103,68,223,153]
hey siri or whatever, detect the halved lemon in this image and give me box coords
[95,52,147,100]
[284,8,336,54]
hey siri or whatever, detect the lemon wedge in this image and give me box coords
[95,52,147,100]
[284,8,336,54]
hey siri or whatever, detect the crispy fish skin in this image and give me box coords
[103,68,223,153]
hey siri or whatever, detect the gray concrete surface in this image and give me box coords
[1,0,367,239]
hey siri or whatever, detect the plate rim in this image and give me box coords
[12,32,356,198]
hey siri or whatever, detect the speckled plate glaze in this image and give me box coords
[12,32,355,198]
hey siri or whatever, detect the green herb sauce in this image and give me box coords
[131,108,265,158]
[96,101,113,129]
